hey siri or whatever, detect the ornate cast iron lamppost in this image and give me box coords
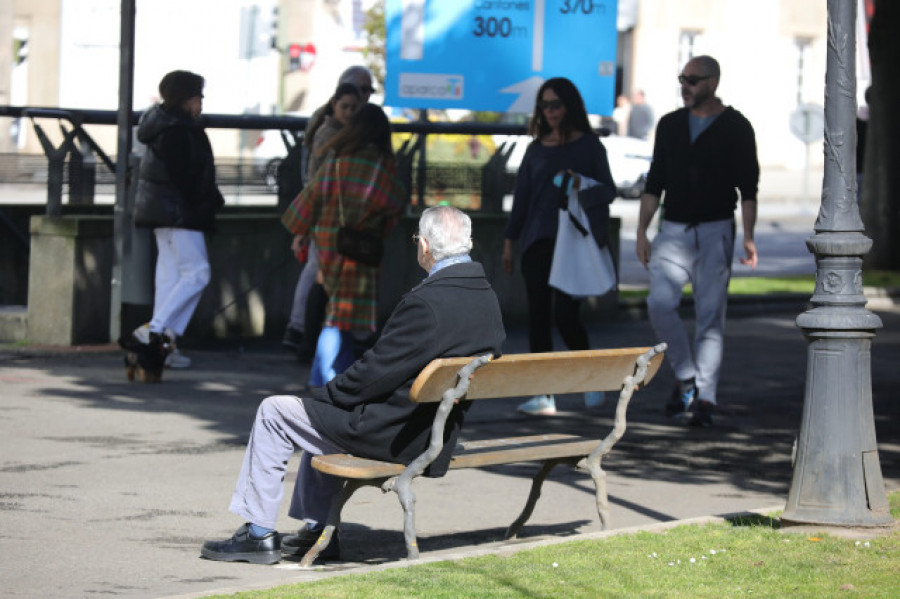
[781,0,893,529]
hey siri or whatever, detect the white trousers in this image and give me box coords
[150,228,211,337]
[646,219,735,403]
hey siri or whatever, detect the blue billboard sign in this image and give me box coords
[384,0,618,115]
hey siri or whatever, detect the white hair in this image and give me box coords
[418,205,473,262]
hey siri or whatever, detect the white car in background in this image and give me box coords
[494,133,653,199]
[252,128,298,192]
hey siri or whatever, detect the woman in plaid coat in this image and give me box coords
[282,104,406,385]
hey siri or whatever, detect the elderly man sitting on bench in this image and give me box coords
[201,205,506,565]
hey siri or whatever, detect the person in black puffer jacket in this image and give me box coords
[131,70,224,371]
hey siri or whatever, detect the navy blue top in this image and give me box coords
[504,133,616,254]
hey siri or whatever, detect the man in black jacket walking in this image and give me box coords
[201,205,506,564]
[635,55,760,428]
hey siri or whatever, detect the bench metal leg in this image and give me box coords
[391,474,421,560]
[577,343,668,530]
[580,455,611,529]
[300,478,371,567]
[505,459,561,540]
[383,355,493,561]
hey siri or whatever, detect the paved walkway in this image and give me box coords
[1,303,898,598]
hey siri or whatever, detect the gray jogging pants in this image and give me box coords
[646,218,735,403]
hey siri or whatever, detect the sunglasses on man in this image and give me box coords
[678,74,712,86]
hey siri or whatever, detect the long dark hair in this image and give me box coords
[304,82,363,148]
[321,103,394,160]
[528,77,592,141]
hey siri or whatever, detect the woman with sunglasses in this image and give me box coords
[502,77,617,416]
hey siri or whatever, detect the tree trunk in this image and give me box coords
[862,0,900,269]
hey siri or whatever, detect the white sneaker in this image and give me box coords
[517,395,557,415]
[165,348,191,369]
[584,391,606,408]
[132,323,151,344]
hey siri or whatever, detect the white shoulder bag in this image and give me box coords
[548,176,617,298]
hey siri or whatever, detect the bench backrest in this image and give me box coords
[409,347,664,404]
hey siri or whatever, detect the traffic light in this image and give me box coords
[288,43,302,72]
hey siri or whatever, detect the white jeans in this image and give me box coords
[150,228,211,336]
[646,219,735,403]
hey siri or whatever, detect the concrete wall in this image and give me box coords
[27,215,113,345]
[9,207,620,345]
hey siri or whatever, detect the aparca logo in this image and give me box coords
[398,74,464,100]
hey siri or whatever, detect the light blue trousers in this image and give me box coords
[309,326,356,387]
[228,395,343,530]
[646,219,735,403]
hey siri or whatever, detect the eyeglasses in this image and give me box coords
[538,99,564,111]
[678,74,712,86]
[412,233,423,244]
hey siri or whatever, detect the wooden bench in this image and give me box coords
[299,343,667,566]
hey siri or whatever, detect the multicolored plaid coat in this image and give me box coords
[282,145,405,332]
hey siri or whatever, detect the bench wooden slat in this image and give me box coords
[312,434,596,479]
[409,347,663,403]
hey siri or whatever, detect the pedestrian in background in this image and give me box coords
[612,93,631,136]
[282,78,366,362]
[131,70,224,370]
[627,90,655,140]
[282,103,404,386]
[635,55,760,427]
[502,77,617,416]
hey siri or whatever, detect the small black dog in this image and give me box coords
[119,332,170,382]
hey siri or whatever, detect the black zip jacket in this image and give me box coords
[645,106,759,224]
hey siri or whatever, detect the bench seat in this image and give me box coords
[314,434,594,478]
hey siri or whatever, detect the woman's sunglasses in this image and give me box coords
[538,99,564,111]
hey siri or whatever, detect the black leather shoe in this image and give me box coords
[200,523,281,565]
[689,400,716,428]
[281,526,341,561]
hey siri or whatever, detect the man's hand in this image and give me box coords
[502,239,514,275]
[636,233,652,269]
[740,238,758,269]
[635,193,661,270]
[739,200,758,269]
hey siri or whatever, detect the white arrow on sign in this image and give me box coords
[500,75,545,114]
[532,0,545,71]
[400,0,425,60]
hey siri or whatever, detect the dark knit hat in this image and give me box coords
[158,70,204,110]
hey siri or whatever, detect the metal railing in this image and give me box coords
[0,105,537,216]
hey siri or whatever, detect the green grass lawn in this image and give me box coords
[213,493,900,598]
[619,270,900,299]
